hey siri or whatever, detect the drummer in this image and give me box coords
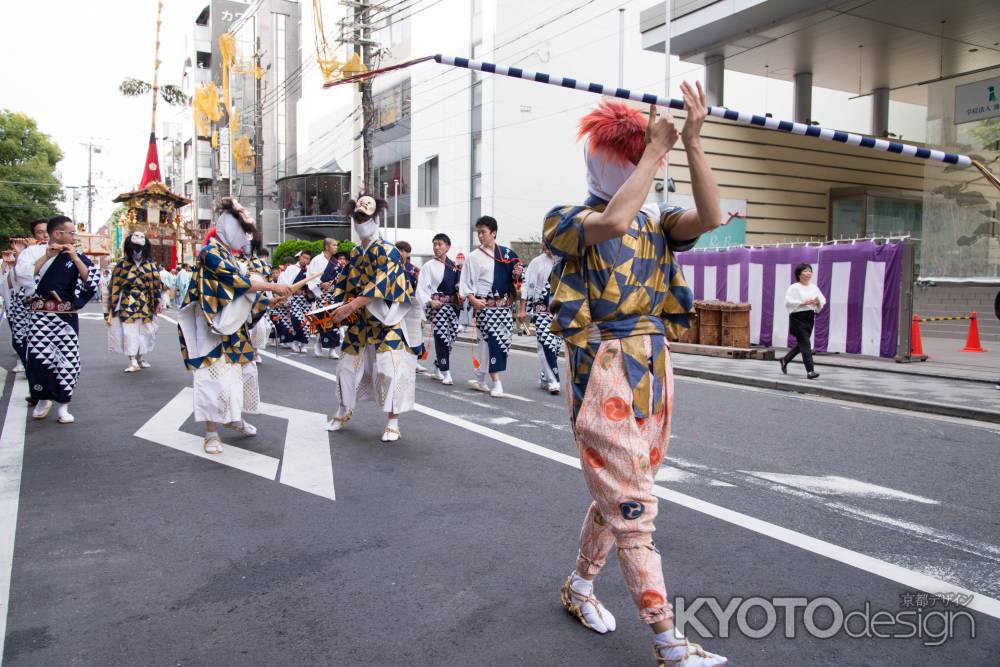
[307,238,344,359]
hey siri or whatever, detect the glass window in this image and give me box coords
[830,195,864,239]
[868,196,922,238]
[418,156,439,207]
[471,136,482,176]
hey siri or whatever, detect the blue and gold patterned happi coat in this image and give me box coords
[332,238,415,355]
[108,259,160,323]
[179,239,269,370]
[543,195,698,421]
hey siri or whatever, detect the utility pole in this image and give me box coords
[341,0,378,192]
[82,142,101,231]
[358,0,374,192]
[254,37,265,223]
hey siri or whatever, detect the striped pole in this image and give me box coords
[434,54,972,168]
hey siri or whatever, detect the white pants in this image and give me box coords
[336,346,416,415]
[192,357,259,424]
[108,319,157,357]
[537,346,559,384]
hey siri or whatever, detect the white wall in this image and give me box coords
[406,0,476,257]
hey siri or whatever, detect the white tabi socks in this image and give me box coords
[654,627,727,666]
[568,571,616,634]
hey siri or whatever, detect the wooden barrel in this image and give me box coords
[721,302,751,348]
[696,300,724,346]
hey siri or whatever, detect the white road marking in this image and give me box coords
[262,401,336,501]
[673,460,1000,566]
[134,388,335,500]
[742,473,939,504]
[488,417,518,425]
[260,352,1000,621]
[0,371,25,660]
[655,466,735,487]
[135,388,279,479]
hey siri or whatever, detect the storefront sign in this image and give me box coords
[954,75,1000,124]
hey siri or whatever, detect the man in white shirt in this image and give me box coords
[277,251,314,353]
[518,241,560,394]
[458,216,522,398]
[11,219,50,377]
[416,233,462,385]
[158,265,174,309]
[307,239,343,358]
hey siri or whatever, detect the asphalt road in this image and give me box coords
[0,305,997,666]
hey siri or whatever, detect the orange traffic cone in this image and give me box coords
[911,314,924,356]
[961,311,986,352]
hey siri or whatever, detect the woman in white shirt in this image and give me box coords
[780,262,826,379]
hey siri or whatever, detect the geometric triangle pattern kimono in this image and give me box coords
[470,244,520,375]
[315,258,343,350]
[177,239,268,423]
[543,195,698,627]
[26,251,99,404]
[331,237,417,416]
[106,257,161,357]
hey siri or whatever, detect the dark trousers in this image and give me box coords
[783,310,815,373]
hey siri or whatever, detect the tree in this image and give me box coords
[0,110,64,240]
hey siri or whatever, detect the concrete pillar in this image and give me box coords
[793,72,813,124]
[872,87,890,137]
[705,55,724,107]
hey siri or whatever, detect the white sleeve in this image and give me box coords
[458,257,474,299]
[307,257,325,296]
[815,286,827,312]
[416,263,433,308]
[784,284,801,312]
[14,247,40,290]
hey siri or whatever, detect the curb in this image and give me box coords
[457,336,1000,424]
[671,366,1000,425]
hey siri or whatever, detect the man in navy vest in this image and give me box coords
[458,216,521,398]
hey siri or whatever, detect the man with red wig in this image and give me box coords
[545,84,727,666]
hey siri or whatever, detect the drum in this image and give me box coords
[305,300,357,333]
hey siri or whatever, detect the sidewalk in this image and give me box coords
[456,331,1000,424]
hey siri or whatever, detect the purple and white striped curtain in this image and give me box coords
[677,241,903,358]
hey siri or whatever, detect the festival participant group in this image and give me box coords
[1,86,732,666]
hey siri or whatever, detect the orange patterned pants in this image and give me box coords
[572,336,674,625]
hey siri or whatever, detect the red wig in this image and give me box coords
[578,100,648,166]
[202,227,218,245]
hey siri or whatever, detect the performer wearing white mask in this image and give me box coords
[106,230,161,372]
[326,195,417,443]
[545,92,727,666]
[177,198,292,454]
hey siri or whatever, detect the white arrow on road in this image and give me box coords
[135,388,335,500]
[740,472,938,504]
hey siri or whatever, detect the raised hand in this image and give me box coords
[680,80,708,145]
[645,103,679,158]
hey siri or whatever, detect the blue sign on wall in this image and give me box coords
[696,216,746,249]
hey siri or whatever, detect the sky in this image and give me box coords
[0,0,207,230]
[0,0,930,234]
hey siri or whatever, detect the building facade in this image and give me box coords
[169,0,301,249]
